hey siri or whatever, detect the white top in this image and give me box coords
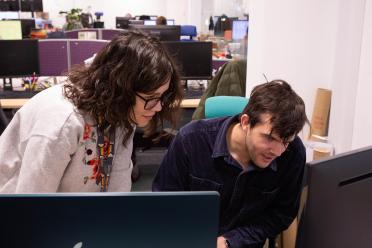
[0,84,134,193]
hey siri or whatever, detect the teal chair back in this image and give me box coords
[204,96,248,119]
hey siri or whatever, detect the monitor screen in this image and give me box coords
[128,19,144,25]
[15,18,35,38]
[116,17,130,29]
[144,19,156,25]
[167,19,175,25]
[296,145,372,248]
[232,20,248,40]
[162,41,212,80]
[20,0,43,12]
[1,192,219,248]
[0,0,20,11]
[128,24,180,41]
[0,39,40,77]
[0,20,22,40]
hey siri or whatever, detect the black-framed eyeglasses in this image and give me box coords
[135,92,171,110]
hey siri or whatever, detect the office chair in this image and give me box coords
[193,59,247,120]
[180,25,197,40]
[205,96,248,119]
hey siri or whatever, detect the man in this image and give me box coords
[153,80,308,248]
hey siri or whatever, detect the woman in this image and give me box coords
[0,31,183,193]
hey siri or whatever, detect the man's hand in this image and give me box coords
[217,236,228,248]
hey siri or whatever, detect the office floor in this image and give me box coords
[131,147,166,191]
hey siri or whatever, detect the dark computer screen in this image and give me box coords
[116,17,130,29]
[20,0,43,12]
[0,39,40,77]
[129,24,180,41]
[232,20,248,40]
[296,145,372,248]
[162,41,212,80]
[0,0,19,11]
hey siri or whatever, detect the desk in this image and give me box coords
[0,98,199,109]
[0,99,29,109]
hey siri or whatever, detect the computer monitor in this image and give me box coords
[167,19,175,25]
[1,192,219,248]
[232,20,248,40]
[144,19,156,25]
[20,0,43,12]
[0,39,40,77]
[128,24,180,41]
[0,0,20,11]
[16,18,36,38]
[162,41,212,80]
[116,17,130,29]
[0,20,22,40]
[129,19,144,25]
[296,145,372,248]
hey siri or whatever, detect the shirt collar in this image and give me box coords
[211,115,277,172]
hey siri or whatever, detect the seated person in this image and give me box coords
[153,80,308,248]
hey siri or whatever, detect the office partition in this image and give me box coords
[101,29,126,40]
[38,40,69,76]
[65,29,100,39]
[69,40,108,66]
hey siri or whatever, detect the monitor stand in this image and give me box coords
[2,78,13,91]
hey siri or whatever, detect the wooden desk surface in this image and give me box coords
[0,98,200,109]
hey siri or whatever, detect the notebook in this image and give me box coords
[1,191,219,248]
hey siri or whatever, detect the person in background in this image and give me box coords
[153,80,308,248]
[156,16,167,25]
[0,30,182,193]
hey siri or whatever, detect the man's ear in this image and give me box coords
[240,114,250,131]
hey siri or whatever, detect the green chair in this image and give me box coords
[204,95,248,119]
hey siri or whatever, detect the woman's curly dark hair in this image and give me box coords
[63,30,183,145]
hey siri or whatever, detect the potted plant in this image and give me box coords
[59,8,84,31]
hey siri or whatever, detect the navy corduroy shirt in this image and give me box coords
[153,115,306,248]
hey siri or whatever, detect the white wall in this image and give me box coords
[245,0,372,153]
[352,0,372,149]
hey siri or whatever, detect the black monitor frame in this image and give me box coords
[128,24,180,41]
[0,39,40,77]
[0,0,20,11]
[128,19,144,25]
[116,17,130,29]
[162,41,212,80]
[296,145,372,248]
[20,0,43,12]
